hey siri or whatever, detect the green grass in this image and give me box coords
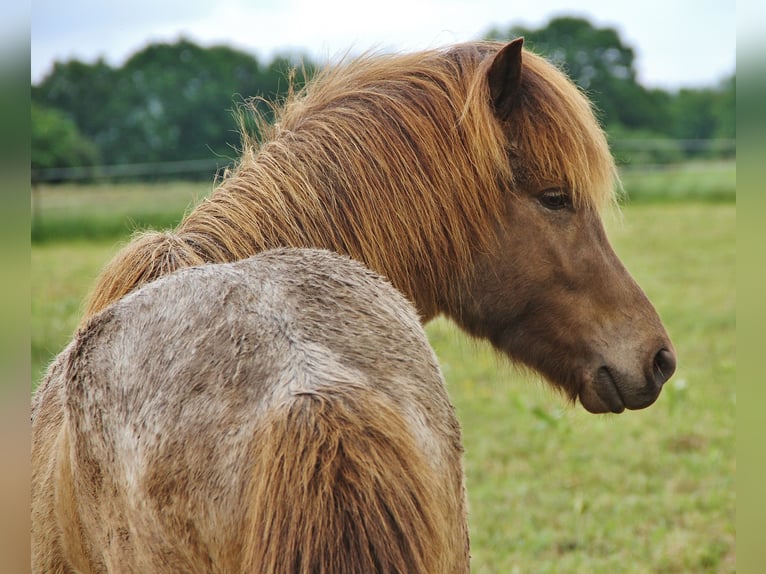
[620,160,736,204]
[30,179,735,572]
[31,181,213,242]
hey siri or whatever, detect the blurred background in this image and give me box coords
[31,0,735,187]
[24,1,743,572]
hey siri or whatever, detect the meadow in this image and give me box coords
[31,162,735,572]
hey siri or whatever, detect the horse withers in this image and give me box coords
[32,249,469,573]
[81,39,675,413]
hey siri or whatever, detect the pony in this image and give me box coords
[81,39,676,413]
[32,37,679,572]
[32,249,469,573]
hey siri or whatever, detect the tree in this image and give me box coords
[32,39,314,166]
[32,59,117,154]
[31,102,99,170]
[712,75,735,139]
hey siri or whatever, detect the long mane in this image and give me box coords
[84,41,616,320]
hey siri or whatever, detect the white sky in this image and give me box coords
[31,0,736,90]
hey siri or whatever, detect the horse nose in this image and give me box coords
[652,348,676,387]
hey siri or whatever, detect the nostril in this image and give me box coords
[652,348,676,387]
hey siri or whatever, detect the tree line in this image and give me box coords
[32,16,735,178]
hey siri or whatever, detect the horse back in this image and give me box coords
[32,249,468,573]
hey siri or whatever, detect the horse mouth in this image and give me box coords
[579,367,625,414]
[579,365,667,414]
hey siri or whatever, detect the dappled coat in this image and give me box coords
[31,249,469,573]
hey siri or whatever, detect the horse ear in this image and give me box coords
[487,38,524,120]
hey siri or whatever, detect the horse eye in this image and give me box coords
[538,189,571,211]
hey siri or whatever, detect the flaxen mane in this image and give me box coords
[84,41,616,321]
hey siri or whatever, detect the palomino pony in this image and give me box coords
[81,39,675,413]
[32,249,468,572]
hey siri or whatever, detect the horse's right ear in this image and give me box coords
[487,38,524,121]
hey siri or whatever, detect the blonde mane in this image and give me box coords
[84,41,616,320]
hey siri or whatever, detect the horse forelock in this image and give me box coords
[508,49,619,209]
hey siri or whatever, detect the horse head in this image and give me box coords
[446,40,676,413]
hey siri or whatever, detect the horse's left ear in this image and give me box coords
[487,38,524,121]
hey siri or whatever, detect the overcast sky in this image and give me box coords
[31,0,735,90]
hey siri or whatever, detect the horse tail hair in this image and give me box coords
[82,231,205,321]
[242,389,459,574]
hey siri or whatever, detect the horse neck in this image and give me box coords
[176,168,441,321]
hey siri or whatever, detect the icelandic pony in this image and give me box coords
[81,39,675,413]
[32,249,468,573]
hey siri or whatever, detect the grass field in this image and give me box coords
[31,167,735,572]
